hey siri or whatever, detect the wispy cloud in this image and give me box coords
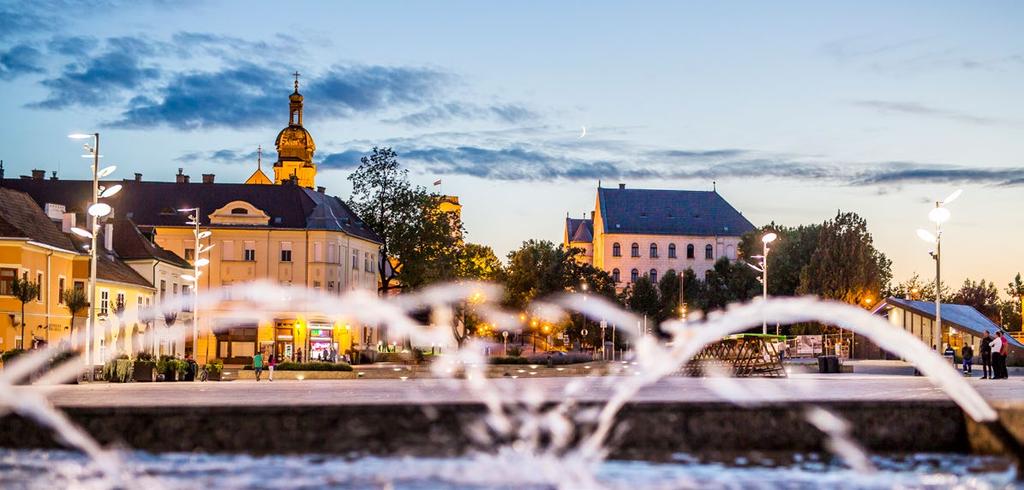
[0,44,45,80]
[853,99,1017,127]
[386,102,537,126]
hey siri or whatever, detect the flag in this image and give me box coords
[433,179,442,186]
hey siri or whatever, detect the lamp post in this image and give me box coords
[916,189,962,352]
[179,208,211,364]
[69,133,120,380]
[746,232,777,335]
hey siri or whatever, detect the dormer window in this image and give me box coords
[230,207,248,215]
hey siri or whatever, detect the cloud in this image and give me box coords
[853,100,1016,127]
[29,36,162,109]
[386,102,537,126]
[47,35,99,56]
[0,44,45,80]
[176,148,261,164]
[849,163,1024,187]
[107,63,455,130]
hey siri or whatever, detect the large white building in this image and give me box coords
[565,184,756,289]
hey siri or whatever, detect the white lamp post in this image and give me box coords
[916,189,962,352]
[746,232,778,335]
[179,208,211,365]
[69,133,120,380]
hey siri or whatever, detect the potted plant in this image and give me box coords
[203,358,224,381]
[157,355,180,381]
[132,352,157,382]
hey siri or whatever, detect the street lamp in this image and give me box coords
[916,189,962,352]
[179,207,212,365]
[746,232,777,334]
[69,132,119,379]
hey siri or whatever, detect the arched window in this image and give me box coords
[612,268,620,283]
[668,244,677,258]
[630,268,639,282]
[649,243,658,258]
[686,244,695,259]
[705,244,714,260]
[631,243,639,258]
[649,269,658,283]
[612,242,621,257]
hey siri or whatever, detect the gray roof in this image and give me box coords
[882,297,1023,348]
[597,187,755,237]
[0,188,76,251]
[565,218,593,243]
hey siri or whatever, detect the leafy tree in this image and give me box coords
[951,278,1000,322]
[1007,273,1024,331]
[11,277,40,349]
[457,243,503,281]
[798,211,890,305]
[625,276,660,319]
[348,147,463,293]
[61,288,89,349]
[885,273,952,302]
[698,257,761,313]
[740,223,821,296]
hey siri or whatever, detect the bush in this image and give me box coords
[375,352,414,364]
[525,352,595,365]
[136,351,155,361]
[1,349,26,365]
[103,358,134,382]
[204,358,224,378]
[276,361,353,371]
[489,356,529,365]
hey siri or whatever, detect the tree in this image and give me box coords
[739,223,821,296]
[885,273,952,302]
[61,288,89,349]
[348,147,463,293]
[1007,273,1024,331]
[798,212,889,305]
[457,243,503,281]
[698,257,761,314]
[11,277,40,349]
[951,278,1000,322]
[625,276,660,319]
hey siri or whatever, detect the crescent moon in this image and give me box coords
[578,126,587,138]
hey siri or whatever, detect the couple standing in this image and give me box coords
[981,330,1010,380]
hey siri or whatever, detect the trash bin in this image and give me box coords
[818,356,829,373]
[818,355,840,373]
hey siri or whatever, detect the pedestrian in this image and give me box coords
[268,352,276,382]
[961,343,973,375]
[997,331,1010,379]
[296,348,303,364]
[253,351,264,382]
[980,330,993,379]
[990,332,1005,380]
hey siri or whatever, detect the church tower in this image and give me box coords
[272,72,317,188]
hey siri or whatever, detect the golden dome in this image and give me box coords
[275,125,316,163]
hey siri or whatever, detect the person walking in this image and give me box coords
[980,331,993,379]
[268,352,276,382]
[253,351,264,382]
[990,332,1005,380]
[961,343,973,375]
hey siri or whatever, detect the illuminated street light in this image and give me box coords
[99,184,122,198]
[916,189,962,352]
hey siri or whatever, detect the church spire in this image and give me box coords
[289,71,303,126]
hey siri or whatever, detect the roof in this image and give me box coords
[878,297,1024,349]
[61,231,155,289]
[565,217,593,243]
[244,168,272,185]
[110,218,192,269]
[597,187,755,237]
[0,187,76,251]
[2,178,381,244]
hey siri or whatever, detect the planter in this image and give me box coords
[132,361,156,382]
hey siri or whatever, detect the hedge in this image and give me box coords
[489,356,530,365]
[244,361,353,371]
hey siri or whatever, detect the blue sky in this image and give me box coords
[1,0,1022,292]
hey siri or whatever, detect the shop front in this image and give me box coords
[308,323,335,361]
[215,324,258,365]
[274,323,295,362]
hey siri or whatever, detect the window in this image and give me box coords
[160,280,167,301]
[222,240,234,261]
[352,250,359,270]
[184,248,195,261]
[230,207,248,215]
[686,244,695,259]
[173,283,178,296]
[100,290,109,316]
[668,244,677,259]
[314,242,323,262]
[612,268,620,283]
[58,277,66,303]
[116,292,125,313]
[649,269,658,283]
[630,268,639,282]
[280,242,292,262]
[36,272,43,300]
[705,244,713,260]
[0,268,15,295]
[243,241,256,261]
[313,280,321,290]
[612,243,621,257]
[327,244,335,264]
[137,295,143,309]
[649,243,658,258]
[631,243,640,257]
[74,281,85,292]
[327,281,335,291]
[364,252,370,272]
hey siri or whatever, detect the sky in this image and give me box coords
[1,0,1022,294]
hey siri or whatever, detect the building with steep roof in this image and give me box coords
[564,183,756,289]
[870,297,1022,358]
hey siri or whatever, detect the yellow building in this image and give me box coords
[6,76,384,365]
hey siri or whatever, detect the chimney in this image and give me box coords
[202,173,215,184]
[176,168,189,184]
[134,173,142,182]
[31,169,45,180]
[316,186,326,193]
[50,170,58,180]
[590,211,594,220]
[618,183,626,189]
[103,223,114,252]
[61,212,76,233]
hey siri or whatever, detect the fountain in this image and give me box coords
[0,281,1021,489]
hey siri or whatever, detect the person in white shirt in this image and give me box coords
[990,332,1007,379]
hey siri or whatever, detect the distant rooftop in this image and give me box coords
[597,185,755,237]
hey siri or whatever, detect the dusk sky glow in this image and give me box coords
[1,0,1022,292]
